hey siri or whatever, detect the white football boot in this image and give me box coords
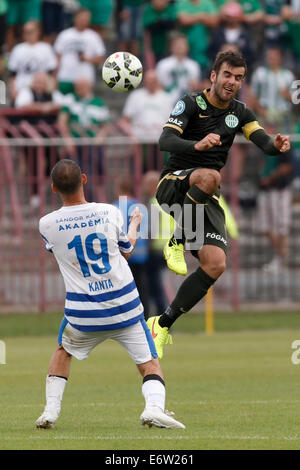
[140,407,185,429]
[36,406,60,429]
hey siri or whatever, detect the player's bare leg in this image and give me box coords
[36,345,72,429]
[165,168,221,276]
[138,358,185,429]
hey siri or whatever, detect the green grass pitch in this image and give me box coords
[1,313,300,450]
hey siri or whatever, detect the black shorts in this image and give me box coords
[156,168,227,257]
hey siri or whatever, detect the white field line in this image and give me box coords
[4,399,300,408]
[2,435,300,442]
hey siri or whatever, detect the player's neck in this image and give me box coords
[61,194,88,207]
[205,88,230,110]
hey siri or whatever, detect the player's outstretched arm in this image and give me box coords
[249,128,291,154]
[121,207,143,261]
[159,127,197,154]
[159,127,221,153]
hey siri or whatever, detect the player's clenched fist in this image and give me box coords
[194,133,222,151]
[274,134,291,153]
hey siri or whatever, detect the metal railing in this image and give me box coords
[1,111,300,312]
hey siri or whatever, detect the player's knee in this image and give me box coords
[56,344,72,357]
[191,169,221,194]
[209,259,226,278]
[201,256,226,278]
[140,358,163,378]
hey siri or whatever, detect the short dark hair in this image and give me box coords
[51,159,82,195]
[213,51,247,76]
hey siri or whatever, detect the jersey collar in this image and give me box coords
[203,89,231,110]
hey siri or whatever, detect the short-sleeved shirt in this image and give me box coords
[251,66,295,112]
[54,27,106,84]
[0,0,7,15]
[122,88,173,140]
[39,202,144,332]
[7,0,41,25]
[156,55,201,104]
[260,152,294,189]
[78,0,113,25]
[8,41,58,91]
[162,89,262,173]
[143,3,177,58]
[176,0,218,68]
[61,93,110,137]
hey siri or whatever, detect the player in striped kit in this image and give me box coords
[36,159,184,430]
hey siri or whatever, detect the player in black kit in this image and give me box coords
[147,51,291,359]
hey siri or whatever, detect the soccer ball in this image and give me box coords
[102,52,143,92]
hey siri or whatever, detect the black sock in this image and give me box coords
[143,374,165,387]
[159,267,215,328]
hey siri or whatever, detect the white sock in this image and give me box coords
[45,375,67,412]
[142,378,165,412]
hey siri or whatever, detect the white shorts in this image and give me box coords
[256,188,292,236]
[60,319,157,364]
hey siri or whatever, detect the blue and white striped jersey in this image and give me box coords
[39,202,144,331]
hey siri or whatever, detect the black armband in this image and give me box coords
[249,128,281,155]
[159,127,197,154]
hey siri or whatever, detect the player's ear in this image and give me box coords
[210,70,216,84]
[51,183,58,194]
[82,173,87,185]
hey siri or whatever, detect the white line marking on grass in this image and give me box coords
[3,435,300,442]
[6,399,300,408]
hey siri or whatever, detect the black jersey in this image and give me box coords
[161,89,262,174]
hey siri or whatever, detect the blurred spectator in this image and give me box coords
[113,178,150,319]
[6,0,41,51]
[250,46,295,132]
[156,33,201,104]
[0,0,7,77]
[54,8,105,95]
[15,71,63,209]
[15,71,63,113]
[58,77,110,153]
[143,171,170,314]
[216,0,264,58]
[176,0,219,73]
[256,137,294,272]
[42,0,71,43]
[116,0,145,57]
[78,0,113,36]
[264,0,286,47]
[119,69,173,141]
[61,0,81,28]
[209,2,254,75]
[216,0,264,23]
[57,77,110,199]
[143,0,177,62]
[8,21,58,102]
[282,0,300,76]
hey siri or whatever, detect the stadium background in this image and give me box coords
[1,0,300,451]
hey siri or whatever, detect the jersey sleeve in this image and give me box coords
[115,208,133,254]
[8,46,19,72]
[163,94,197,135]
[53,31,66,55]
[39,219,54,253]
[45,45,58,72]
[240,106,264,141]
